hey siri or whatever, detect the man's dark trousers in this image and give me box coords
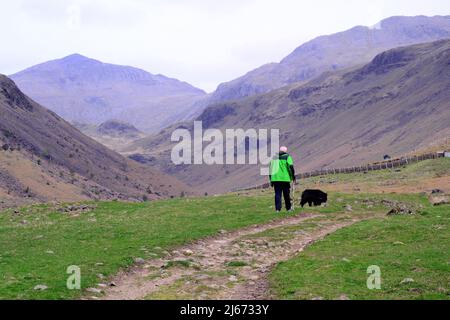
[273,182,291,211]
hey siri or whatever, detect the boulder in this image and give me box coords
[429,194,449,206]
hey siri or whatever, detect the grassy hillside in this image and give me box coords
[267,158,449,300]
[0,158,448,300]
[300,157,450,194]
[269,196,449,300]
[0,195,290,299]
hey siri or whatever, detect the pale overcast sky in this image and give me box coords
[0,0,449,92]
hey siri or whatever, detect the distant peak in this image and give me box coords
[63,53,87,59]
[61,53,94,63]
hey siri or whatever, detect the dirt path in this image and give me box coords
[93,213,367,300]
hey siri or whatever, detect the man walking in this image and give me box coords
[270,146,296,213]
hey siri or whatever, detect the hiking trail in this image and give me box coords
[90,212,373,300]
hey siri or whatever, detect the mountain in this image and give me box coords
[97,120,142,137]
[73,120,146,153]
[0,75,193,209]
[209,15,450,102]
[10,54,206,133]
[126,39,450,193]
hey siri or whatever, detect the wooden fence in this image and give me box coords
[236,152,446,192]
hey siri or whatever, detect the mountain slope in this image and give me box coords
[128,39,450,193]
[209,15,450,102]
[0,75,192,208]
[10,54,206,133]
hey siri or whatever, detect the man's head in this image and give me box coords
[280,146,288,153]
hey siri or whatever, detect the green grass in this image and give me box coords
[0,158,448,300]
[269,195,450,300]
[0,194,296,299]
[226,261,249,267]
[165,260,193,269]
[0,192,443,300]
[301,158,450,185]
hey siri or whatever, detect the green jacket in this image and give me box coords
[270,152,295,182]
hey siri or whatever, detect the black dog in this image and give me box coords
[300,189,328,207]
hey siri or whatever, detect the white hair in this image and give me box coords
[280,146,288,153]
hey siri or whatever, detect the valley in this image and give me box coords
[0,11,449,303]
[126,39,450,193]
